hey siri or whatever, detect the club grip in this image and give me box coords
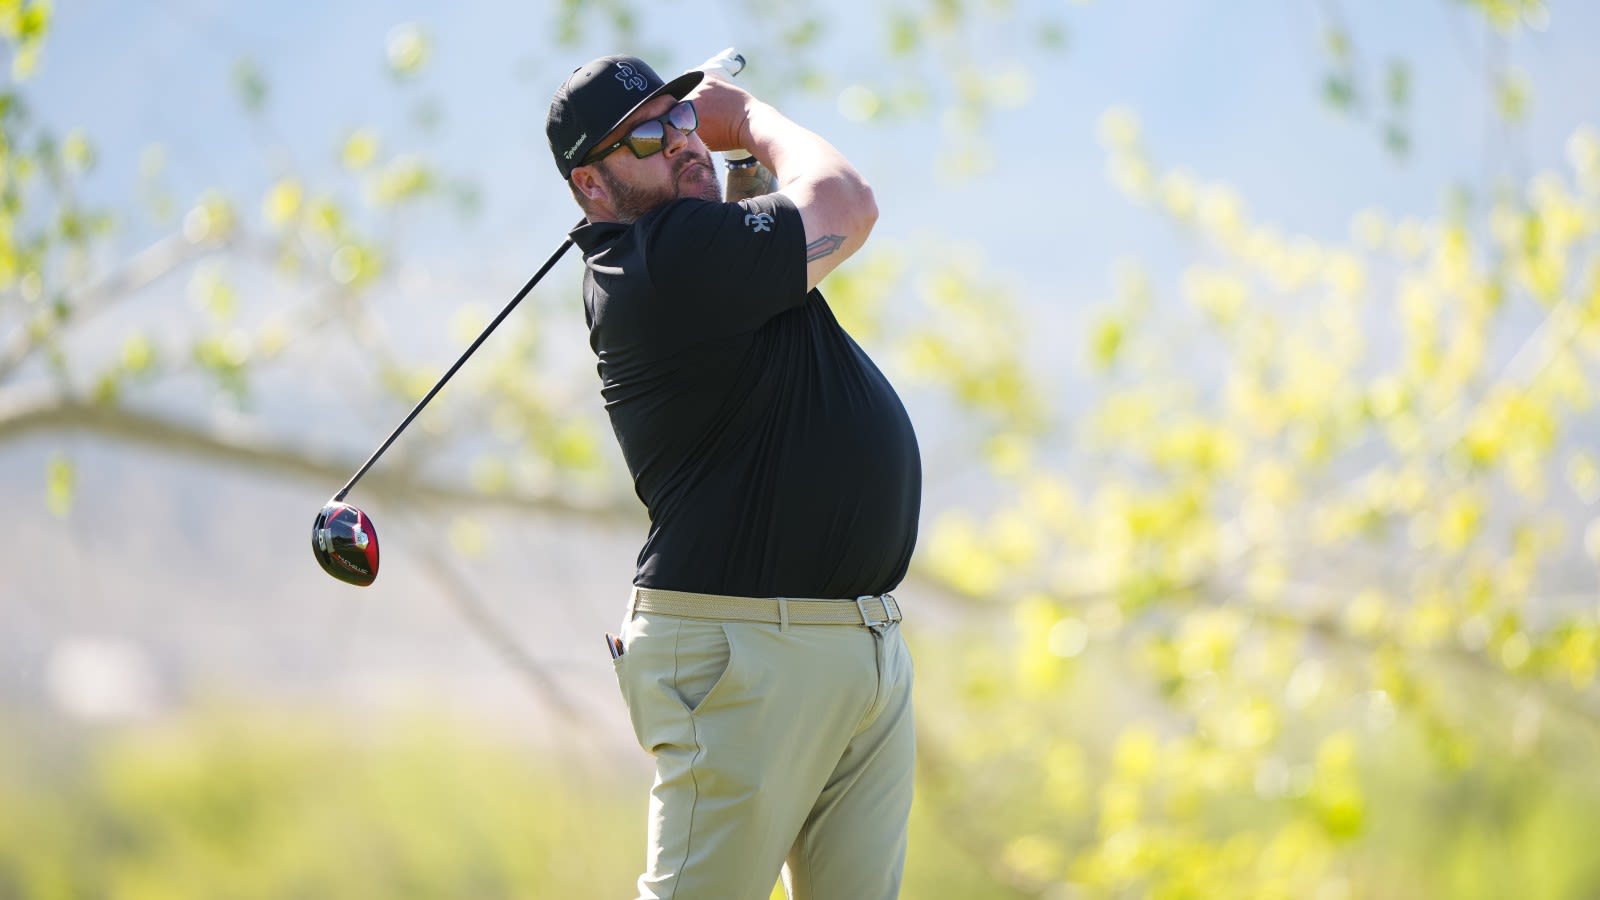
[697,47,745,80]
[696,48,760,167]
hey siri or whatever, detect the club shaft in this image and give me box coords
[333,227,581,502]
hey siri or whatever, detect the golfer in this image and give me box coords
[547,55,922,899]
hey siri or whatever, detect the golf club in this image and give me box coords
[312,231,577,586]
[313,48,748,587]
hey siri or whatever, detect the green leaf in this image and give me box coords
[122,332,155,373]
[91,371,120,405]
[341,129,380,170]
[888,13,921,55]
[932,0,963,30]
[61,130,94,173]
[262,178,303,227]
[58,207,85,241]
[1037,19,1069,50]
[328,242,382,286]
[783,17,823,49]
[1385,60,1411,108]
[1383,122,1410,159]
[370,156,435,206]
[231,57,269,114]
[550,423,600,469]
[1089,315,1125,370]
[608,7,636,38]
[1322,74,1356,111]
[189,267,239,322]
[1324,28,1350,59]
[11,42,42,81]
[386,23,431,78]
[182,190,237,243]
[469,457,511,494]
[15,0,51,41]
[46,455,73,517]
[1495,68,1531,122]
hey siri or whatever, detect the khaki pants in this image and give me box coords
[611,605,915,900]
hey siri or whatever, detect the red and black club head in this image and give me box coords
[312,501,380,587]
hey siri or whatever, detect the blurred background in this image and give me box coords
[5,1,1600,897]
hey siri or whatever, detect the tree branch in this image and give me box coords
[1223,588,1600,730]
[0,232,237,380]
[396,507,586,726]
[914,729,1052,898]
[0,386,636,523]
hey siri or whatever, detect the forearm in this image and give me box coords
[737,102,878,279]
[739,103,874,213]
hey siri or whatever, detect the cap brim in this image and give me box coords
[589,69,706,159]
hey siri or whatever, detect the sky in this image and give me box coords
[28,0,1600,287]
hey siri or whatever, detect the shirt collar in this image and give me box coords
[570,218,627,253]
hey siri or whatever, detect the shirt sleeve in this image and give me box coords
[641,193,808,339]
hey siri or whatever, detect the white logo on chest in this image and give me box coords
[744,212,774,233]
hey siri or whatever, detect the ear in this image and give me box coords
[570,166,608,205]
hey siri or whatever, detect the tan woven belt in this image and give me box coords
[631,586,902,629]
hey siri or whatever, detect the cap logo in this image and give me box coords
[564,132,588,160]
[615,62,649,92]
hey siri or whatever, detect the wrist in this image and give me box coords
[734,106,758,156]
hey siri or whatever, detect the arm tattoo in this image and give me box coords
[805,234,846,262]
[725,179,772,202]
[723,160,779,202]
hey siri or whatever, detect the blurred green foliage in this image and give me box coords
[0,707,640,898]
[4,697,1600,899]
[0,706,1020,900]
[913,629,1600,899]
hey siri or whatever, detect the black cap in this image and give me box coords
[547,55,704,180]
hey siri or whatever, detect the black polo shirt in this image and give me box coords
[572,192,921,598]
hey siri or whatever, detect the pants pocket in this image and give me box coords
[615,613,738,753]
[668,618,735,714]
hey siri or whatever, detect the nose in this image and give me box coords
[662,121,690,157]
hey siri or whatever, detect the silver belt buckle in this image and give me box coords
[855,594,888,632]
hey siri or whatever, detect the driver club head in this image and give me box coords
[312,501,380,586]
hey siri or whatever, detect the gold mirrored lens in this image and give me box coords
[625,121,666,158]
[666,100,698,133]
[624,102,697,158]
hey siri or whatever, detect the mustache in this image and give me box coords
[674,152,714,179]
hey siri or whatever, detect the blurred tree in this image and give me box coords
[4,1,1600,898]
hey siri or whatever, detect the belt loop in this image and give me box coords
[628,586,642,618]
[778,597,790,632]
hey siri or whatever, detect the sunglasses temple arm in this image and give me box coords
[332,226,582,504]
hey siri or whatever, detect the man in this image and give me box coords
[546,54,922,900]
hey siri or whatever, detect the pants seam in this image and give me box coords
[849,626,891,737]
[667,618,708,900]
[792,816,816,899]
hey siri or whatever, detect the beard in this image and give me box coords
[596,151,721,223]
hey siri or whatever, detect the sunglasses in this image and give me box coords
[583,100,699,165]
